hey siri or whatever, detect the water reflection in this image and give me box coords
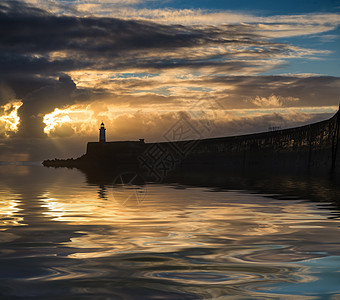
[0,189,22,230]
[98,185,108,200]
[0,164,339,299]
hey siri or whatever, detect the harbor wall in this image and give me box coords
[83,110,340,174]
[181,110,340,173]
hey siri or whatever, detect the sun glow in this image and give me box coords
[43,108,72,134]
[0,101,23,136]
[43,105,97,136]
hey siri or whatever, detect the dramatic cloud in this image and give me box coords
[0,0,339,160]
[65,74,340,110]
[20,0,340,38]
[0,101,22,138]
[17,74,77,137]
[0,0,333,82]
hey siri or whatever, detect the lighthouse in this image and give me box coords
[99,122,106,142]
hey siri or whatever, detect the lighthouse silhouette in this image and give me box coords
[99,122,106,142]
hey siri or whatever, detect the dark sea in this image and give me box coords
[0,164,340,299]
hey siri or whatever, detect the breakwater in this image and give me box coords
[43,109,340,176]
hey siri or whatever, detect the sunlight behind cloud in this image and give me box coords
[43,108,72,134]
[43,106,96,137]
[0,101,23,137]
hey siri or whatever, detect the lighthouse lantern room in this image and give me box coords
[99,122,106,142]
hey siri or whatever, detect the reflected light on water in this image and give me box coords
[35,185,340,264]
[0,188,22,229]
[40,194,66,221]
[0,166,340,299]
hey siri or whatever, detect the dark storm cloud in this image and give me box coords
[0,53,81,75]
[17,74,77,137]
[0,75,54,102]
[0,2,260,53]
[0,0,287,77]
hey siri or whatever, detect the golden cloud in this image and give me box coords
[0,101,23,137]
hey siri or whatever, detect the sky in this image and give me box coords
[0,0,340,161]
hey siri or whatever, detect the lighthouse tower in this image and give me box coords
[99,122,106,142]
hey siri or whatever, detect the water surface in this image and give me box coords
[0,165,340,299]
